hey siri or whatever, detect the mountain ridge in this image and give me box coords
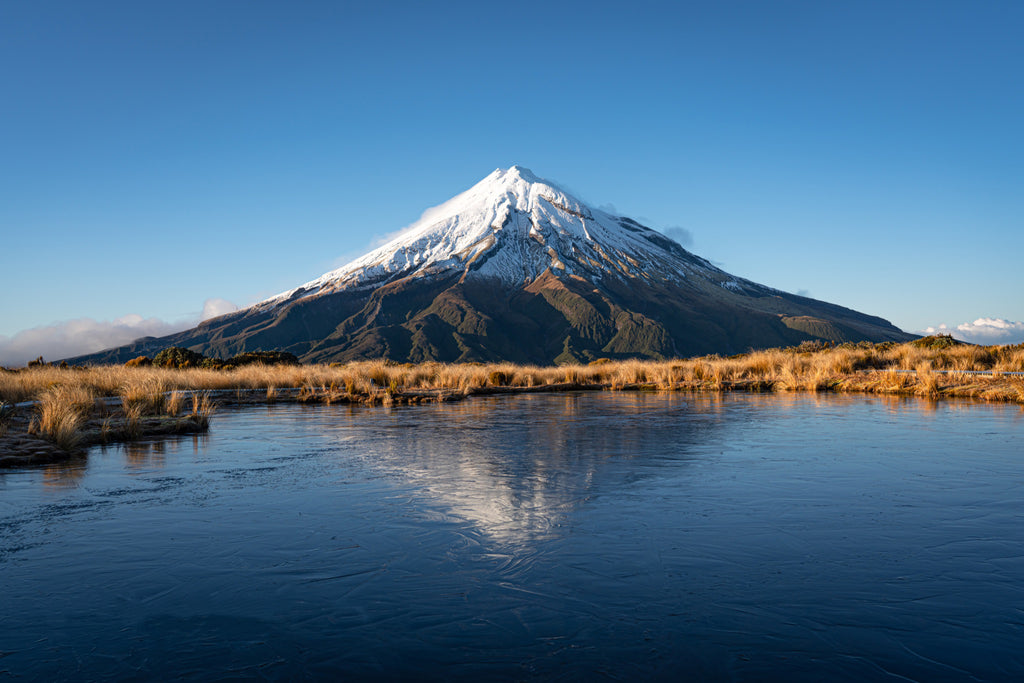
[68,166,914,365]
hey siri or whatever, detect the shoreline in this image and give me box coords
[3,336,1022,467]
[2,365,1022,468]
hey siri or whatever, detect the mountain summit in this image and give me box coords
[263,165,718,301]
[71,167,913,365]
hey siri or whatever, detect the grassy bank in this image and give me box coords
[4,337,1024,405]
[2,337,1023,463]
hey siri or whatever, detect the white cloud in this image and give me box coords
[661,226,694,248]
[201,298,239,321]
[0,317,188,367]
[923,317,1024,345]
[0,298,240,367]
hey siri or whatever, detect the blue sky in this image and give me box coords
[2,1,1022,363]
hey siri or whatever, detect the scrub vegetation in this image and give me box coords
[2,336,1023,463]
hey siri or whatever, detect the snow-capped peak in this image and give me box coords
[488,165,553,188]
[263,166,728,306]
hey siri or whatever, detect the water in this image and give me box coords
[1,392,1022,681]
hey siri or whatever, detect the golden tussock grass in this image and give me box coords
[30,384,96,450]
[190,391,215,427]
[120,376,167,416]
[166,389,187,416]
[2,341,1023,444]
[914,362,941,398]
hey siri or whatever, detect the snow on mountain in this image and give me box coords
[263,166,739,307]
[64,165,915,366]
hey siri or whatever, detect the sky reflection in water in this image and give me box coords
[1,393,1022,681]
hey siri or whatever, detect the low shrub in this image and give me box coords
[789,340,832,354]
[488,370,511,386]
[223,351,300,368]
[154,347,206,369]
[911,334,962,350]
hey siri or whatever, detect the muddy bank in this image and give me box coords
[0,408,209,468]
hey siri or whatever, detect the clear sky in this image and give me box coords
[2,0,1022,364]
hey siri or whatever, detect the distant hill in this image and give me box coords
[69,166,913,365]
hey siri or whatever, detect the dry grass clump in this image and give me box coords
[915,362,941,398]
[893,345,930,371]
[876,369,915,393]
[0,365,67,404]
[31,384,96,450]
[774,365,800,392]
[166,389,187,416]
[1014,379,1024,403]
[739,349,783,378]
[190,391,215,427]
[688,360,711,382]
[801,365,832,392]
[120,376,168,416]
[647,363,684,389]
[822,348,858,375]
[993,346,1024,373]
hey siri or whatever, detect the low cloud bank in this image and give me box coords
[0,298,240,367]
[923,318,1024,345]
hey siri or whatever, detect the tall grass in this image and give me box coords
[3,339,1022,462]
[31,384,96,450]
[190,391,215,427]
[915,362,941,398]
[166,389,187,416]
[120,376,167,416]
[3,342,1024,416]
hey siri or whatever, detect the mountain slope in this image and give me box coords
[69,166,913,365]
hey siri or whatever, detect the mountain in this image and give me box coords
[70,166,913,365]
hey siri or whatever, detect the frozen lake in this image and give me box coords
[1,392,1022,680]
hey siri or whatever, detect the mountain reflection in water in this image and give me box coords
[1,392,1022,681]
[342,393,712,545]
